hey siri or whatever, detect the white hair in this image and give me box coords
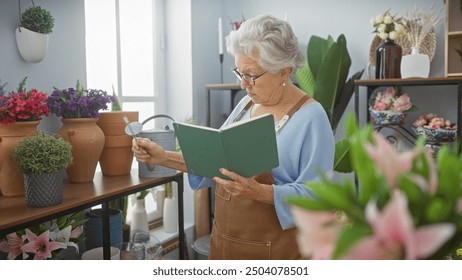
[225,14,303,73]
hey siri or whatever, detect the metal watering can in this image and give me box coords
[125,114,177,178]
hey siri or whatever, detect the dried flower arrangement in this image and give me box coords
[404,4,442,50]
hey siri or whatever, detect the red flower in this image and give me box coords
[0,78,49,125]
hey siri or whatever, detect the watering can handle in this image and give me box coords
[142,114,175,125]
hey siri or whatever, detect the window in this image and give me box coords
[84,0,164,128]
[85,0,165,226]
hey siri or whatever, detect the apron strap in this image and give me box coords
[233,94,311,133]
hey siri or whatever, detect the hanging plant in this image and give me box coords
[15,0,55,63]
[19,1,55,34]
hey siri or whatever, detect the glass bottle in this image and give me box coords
[375,39,402,79]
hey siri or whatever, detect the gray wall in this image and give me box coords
[0,0,86,133]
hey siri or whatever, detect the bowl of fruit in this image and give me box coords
[412,113,457,142]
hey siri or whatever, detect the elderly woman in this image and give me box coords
[132,14,334,259]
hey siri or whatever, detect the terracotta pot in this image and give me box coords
[59,118,105,183]
[0,121,39,197]
[97,111,138,176]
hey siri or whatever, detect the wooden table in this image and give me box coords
[0,170,185,260]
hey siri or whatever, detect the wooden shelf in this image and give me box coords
[0,170,186,260]
[446,0,462,76]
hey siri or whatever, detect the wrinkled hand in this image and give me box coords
[213,168,262,199]
[132,138,166,165]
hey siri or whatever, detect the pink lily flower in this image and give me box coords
[364,133,438,191]
[0,232,25,260]
[21,229,66,260]
[292,206,341,259]
[343,191,455,259]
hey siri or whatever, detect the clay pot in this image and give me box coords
[58,118,105,183]
[97,111,138,176]
[0,121,39,197]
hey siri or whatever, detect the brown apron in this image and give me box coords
[209,95,310,259]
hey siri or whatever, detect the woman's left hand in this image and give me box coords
[213,168,262,199]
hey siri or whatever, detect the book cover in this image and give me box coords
[173,114,279,179]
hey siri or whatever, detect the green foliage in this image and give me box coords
[296,34,364,132]
[20,5,54,34]
[13,131,73,174]
[111,84,123,111]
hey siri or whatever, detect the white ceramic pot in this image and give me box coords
[163,197,178,233]
[15,27,49,63]
[130,199,149,240]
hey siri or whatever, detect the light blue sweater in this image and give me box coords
[188,95,335,230]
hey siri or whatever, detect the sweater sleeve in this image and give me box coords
[272,102,335,230]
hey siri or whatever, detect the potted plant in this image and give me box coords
[0,211,86,260]
[295,34,364,133]
[15,1,55,63]
[0,77,49,197]
[97,85,139,176]
[47,80,114,183]
[13,131,73,207]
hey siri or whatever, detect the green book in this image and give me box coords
[173,114,279,179]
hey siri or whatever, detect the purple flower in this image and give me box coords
[47,80,115,119]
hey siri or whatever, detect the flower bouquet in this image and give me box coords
[288,115,462,260]
[0,211,87,260]
[369,86,417,125]
[371,9,407,41]
[0,77,49,124]
[47,80,115,119]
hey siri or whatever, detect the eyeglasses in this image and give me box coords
[232,68,268,86]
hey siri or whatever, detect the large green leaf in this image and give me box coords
[307,35,334,80]
[294,58,315,96]
[334,139,352,173]
[331,70,364,132]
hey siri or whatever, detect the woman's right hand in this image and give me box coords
[132,137,166,165]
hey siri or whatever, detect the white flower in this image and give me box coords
[389,31,398,40]
[377,24,386,33]
[384,14,393,24]
[379,32,389,40]
[375,15,384,24]
[370,17,376,26]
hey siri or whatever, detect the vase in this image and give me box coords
[375,39,402,79]
[15,27,49,63]
[370,109,406,125]
[129,199,149,241]
[97,111,139,176]
[0,121,39,197]
[24,170,64,207]
[400,47,430,78]
[58,118,105,183]
[84,208,123,251]
[163,196,178,233]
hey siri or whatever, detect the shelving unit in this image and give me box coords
[354,77,462,152]
[445,0,462,76]
[0,171,186,260]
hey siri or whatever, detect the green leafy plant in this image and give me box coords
[455,41,462,60]
[111,84,122,111]
[295,34,364,133]
[20,2,54,34]
[13,131,73,174]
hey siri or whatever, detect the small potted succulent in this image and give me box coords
[13,132,73,207]
[15,1,55,63]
